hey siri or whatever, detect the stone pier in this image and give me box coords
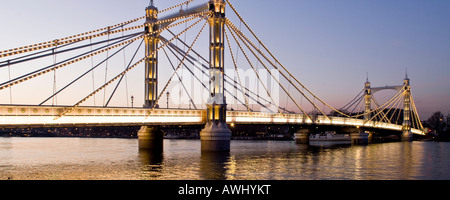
[138,126,164,150]
[294,130,310,144]
[401,131,413,142]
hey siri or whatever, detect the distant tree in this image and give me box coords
[427,111,446,137]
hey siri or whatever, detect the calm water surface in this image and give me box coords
[0,137,449,180]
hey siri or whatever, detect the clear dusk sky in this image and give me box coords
[0,0,449,119]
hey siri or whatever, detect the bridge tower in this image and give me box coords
[199,0,232,151]
[138,1,163,150]
[402,75,413,141]
[144,1,159,109]
[364,77,371,121]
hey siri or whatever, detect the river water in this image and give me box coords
[0,137,449,180]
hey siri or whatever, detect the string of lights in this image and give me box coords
[225,22,284,116]
[365,85,406,122]
[0,13,208,93]
[224,28,251,113]
[226,0,355,119]
[0,34,143,91]
[0,16,145,57]
[0,11,208,59]
[58,14,210,118]
[158,0,197,14]
[226,24,312,119]
[151,20,209,111]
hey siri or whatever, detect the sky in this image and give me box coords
[0,0,449,119]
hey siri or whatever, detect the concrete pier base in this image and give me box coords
[200,122,231,152]
[350,132,370,145]
[138,126,163,150]
[294,130,310,144]
[401,131,413,142]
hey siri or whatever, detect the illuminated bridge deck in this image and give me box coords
[0,105,424,135]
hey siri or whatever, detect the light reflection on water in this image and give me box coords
[0,137,449,180]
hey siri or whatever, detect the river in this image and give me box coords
[0,137,449,180]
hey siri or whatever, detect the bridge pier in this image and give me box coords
[294,130,310,144]
[138,126,164,150]
[401,131,413,142]
[200,122,231,151]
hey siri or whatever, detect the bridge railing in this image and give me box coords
[0,105,424,135]
[0,105,205,127]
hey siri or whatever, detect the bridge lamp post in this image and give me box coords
[166,91,170,109]
[131,95,134,108]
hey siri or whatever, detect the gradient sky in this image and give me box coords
[1,0,449,119]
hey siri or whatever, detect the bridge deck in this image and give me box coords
[0,105,424,135]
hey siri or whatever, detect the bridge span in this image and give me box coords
[0,105,424,136]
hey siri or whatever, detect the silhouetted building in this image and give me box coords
[447,114,450,131]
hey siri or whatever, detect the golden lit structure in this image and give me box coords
[144,2,159,108]
[364,78,371,121]
[199,0,232,152]
[402,75,412,141]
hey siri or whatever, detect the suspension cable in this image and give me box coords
[365,87,405,123]
[340,88,364,111]
[343,95,364,114]
[122,26,130,107]
[360,84,406,118]
[410,91,424,130]
[7,61,12,104]
[40,36,141,106]
[226,0,350,118]
[52,47,58,106]
[158,0,197,14]
[163,39,210,98]
[162,36,258,111]
[90,38,96,106]
[0,32,142,91]
[372,96,392,123]
[224,28,251,112]
[227,24,311,118]
[0,11,207,59]
[151,20,208,111]
[162,32,277,111]
[103,40,144,107]
[161,44,197,109]
[103,29,111,106]
[0,31,141,68]
[1,13,206,92]
[227,20,327,119]
[0,16,145,58]
[226,23,283,115]
[100,39,144,107]
[57,13,210,118]
[387,93,404,123]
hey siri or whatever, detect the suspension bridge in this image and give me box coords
[0,0,425,151]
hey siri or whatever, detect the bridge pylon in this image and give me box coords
[144,2,159,109]
[402,75,413,141]
[364,77,371,121]
[199,0,232,152]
